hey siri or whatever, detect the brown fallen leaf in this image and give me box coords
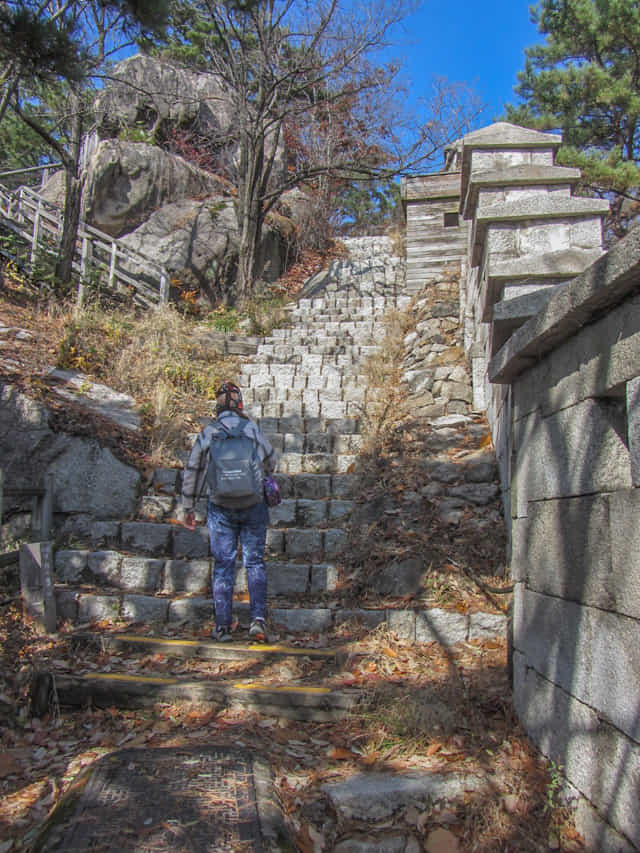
[426,742,442,756]
[328,747,353,760]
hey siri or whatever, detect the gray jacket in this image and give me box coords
[181,410,278,512]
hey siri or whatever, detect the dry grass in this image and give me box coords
[358,302,416,455]
[21,300,239,465]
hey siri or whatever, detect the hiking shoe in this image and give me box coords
[213,626,233,643]
[249,618,267,643]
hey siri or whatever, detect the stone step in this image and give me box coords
[55,549,341,596]
[242,387,368,407]
[245,399,359,420]
[54,589,507,644]
[70,630,355,663]
[240,367,369,388]
[31,669,360,722]
[59,514,350,561]
[137,492,353,526]
[277,451,357,475]
[145,470,358,502]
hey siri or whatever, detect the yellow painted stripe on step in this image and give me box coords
[232,682,331,694]
[84,673,178,685]
[246,644,335,656]
[111,635,337,656]
[115,635,201,647]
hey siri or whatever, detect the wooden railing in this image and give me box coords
[0,179,170,307]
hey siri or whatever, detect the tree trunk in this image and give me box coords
[55,93,84,286]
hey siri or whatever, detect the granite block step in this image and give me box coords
[242,387,368,407]
[245,400,360,420]
[31,669,360,722]
[54,550,341,596]
[136,493,354,526]
[70,630,355,663]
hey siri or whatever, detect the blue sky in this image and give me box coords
[393,0,541,129]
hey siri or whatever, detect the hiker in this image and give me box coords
[181,381,278,643]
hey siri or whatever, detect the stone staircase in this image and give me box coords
[46,237,505,722]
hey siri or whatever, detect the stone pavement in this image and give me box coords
[32,746,292,852]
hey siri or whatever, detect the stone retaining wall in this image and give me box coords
[492,226,640,853]
[405,122,639,851]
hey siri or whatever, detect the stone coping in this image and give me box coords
[479,248,603,322]
[471,195,610,267]
[489,225,640,384]
[462,163,581,219]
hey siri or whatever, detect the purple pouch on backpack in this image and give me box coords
[264,474,281,507]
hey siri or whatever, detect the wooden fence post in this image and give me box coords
[19,542,57,634]
[0,468,4,529]
[77,235,90,307]
[160,273,169,304]
[109,241,118,291]
[29,199,42,271]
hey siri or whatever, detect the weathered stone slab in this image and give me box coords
[514,587,640,743]
[78,593,121,621]
[55,549,89,582]
[323,771,487,821]
[122,594,169,622]
[628,376,640,487]
[173,526,210,559]
[265,561,309,595]
[448,483,499,505]
[387,609,415,641]
[514,653,640,849]
[468,612,507,640]
[608,489,640,621]
[284,529,322,558]
[310,563,339,593]
[168,596,212,623]
[91,521,121,547]
[271,607,332,632]
[335,609,386,630]
[490,224,640,384]
[373,558,423,596]
[323,528,348,558]
[513,401,632,512]
[415,609,468,646]
[334,836,407,853]
[163,559,210,594]
[293,474,331,499]
[87,550,122,586]
[121,522,172,556]
[120,557,164,592]
[521,495,615,609]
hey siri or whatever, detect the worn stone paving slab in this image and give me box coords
[32,746,290,853]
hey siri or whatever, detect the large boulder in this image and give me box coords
[94,53,233,140]
[82,139,227,237]
[119,197,239,298]
[0,385,140,526]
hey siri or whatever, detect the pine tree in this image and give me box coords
[505,0,640,237]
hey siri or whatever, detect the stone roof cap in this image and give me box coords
[462,122,562,150]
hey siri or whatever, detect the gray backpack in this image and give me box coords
[206,421,263,508]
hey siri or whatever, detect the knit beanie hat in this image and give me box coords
[215,381,243,415]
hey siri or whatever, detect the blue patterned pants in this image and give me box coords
[207,500,269,630]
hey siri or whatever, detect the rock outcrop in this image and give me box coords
[0,384,140,537]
